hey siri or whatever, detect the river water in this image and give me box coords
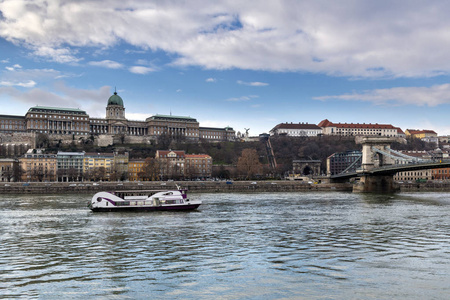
[1,192,449,299]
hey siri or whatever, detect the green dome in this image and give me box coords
[107,92,124,106]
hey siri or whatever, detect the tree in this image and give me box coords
[138,158,160,181]
[36,133,50,148]
[237,148,263,180]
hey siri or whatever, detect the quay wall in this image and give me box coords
[2,181,450,195]
[0,181,352,194]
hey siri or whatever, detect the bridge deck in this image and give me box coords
[331,160,450,179]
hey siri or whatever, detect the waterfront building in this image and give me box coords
[318,119,400,137]
[83,152,114,181]
[327,151,362,175]
[156,150,186,180]
[57,152,84,182]
[269,122,322,137]
[128,159,146,181]
[185,154,213,179]
[393,150,433,182]
[0,158,18,182]
[114,152,129,181]
[20,150,57,182]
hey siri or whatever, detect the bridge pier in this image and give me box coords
[353,175,399,193]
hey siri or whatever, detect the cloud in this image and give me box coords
[129,66,156,74]
[314,83,450,107]
[89,60,124,69]
[2,1,450,77]
[206,77,217,82]
[32,46,82,64]
[0,84,111,116]
[0,80,36,88]
[237,80,268,86]
[226,95,259,101]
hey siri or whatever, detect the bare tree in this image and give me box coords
[139,158,160,181]
[237,148,263,180]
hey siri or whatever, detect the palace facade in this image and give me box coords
[0,91,236,143]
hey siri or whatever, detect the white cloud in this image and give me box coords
[0,80,36,88]
[226,95,259,101]
[0,84,111,115]
[2,1,450,77]
[206,77,217,82]
[314,83,450,107]
[129,66,156,74]
[89,60,124,69]
[237,80,268,86]
[32,46,82,64]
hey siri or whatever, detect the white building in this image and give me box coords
[269,122,322,137]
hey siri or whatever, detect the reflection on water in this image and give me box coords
[1,192,449,299]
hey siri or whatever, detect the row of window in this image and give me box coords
[29,114,88,120]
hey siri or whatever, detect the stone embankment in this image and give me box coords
[2,181,449,194]
[0,181,353,194]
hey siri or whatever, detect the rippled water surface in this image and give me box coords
[1,192,449,299]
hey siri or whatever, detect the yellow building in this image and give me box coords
[83,152,114,181]
[20,151,57,182]
[405,129,438,139]
[128,159,145,181]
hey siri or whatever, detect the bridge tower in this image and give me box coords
[355,137,399,193]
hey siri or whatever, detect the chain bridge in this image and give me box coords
[330,137,450,192]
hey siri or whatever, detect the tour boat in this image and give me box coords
[88,188,201,212]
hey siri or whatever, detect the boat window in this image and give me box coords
[97,197,102,202]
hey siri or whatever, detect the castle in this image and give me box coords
[0,91,236,147]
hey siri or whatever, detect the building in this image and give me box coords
[318,119,400,137]
[128,159,146,181]
[156,150,186,180]
[405,129,438,139]
[0,90,236,143]
[185,154,213,179]
[83,152,114,181]
[25,107,90,136]
[57,152,85,182]
[0,158,18,182]
[0,115,26,133]
[269,122,322,137]
[405,129,438,145]
[20,150,57,182]
[327,151,362,175]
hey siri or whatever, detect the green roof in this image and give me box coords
[147,114,198,122]
[107,92,124,106]
[28,106,87,114]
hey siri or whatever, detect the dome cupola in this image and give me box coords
[107,91,124,106]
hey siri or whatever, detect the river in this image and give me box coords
[1,192,449,299]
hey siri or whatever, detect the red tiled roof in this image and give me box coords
[318,119,396,129]
[185,154,211,158]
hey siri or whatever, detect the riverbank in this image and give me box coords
[0,181,353,194]
[2,180,450,194]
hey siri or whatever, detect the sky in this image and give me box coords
[2,1,450,137]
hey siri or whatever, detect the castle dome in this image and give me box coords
[107,92,124,106]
